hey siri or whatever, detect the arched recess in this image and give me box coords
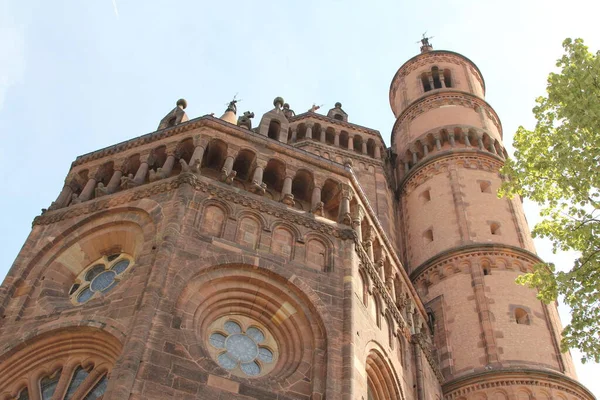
[173,263,328,398]
[365,348,403,400]
[291,169,314,211]
[197,200,230,238]
[201,138,228,178]
[234,211,265,250]
[304,233,333,272]
[231,148,257,183]
[0,327,122,400]
[0,203,159,317]
[270,223,297,261]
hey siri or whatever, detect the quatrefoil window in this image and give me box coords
[207,316,277,378]
[69,253,134,304]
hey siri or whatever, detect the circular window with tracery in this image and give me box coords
[69,253,134,304]
[207,315,278,378]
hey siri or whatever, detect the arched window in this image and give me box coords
[202,139,228,176]
[514,308,530,325]
[431,67,442,89]
[423,229,434,243]
[443,69,452,87]
[267,119,281,140]
[421,72,431,92]
[0,328,121,400]
[490,222,501,235]
[333,114,344,121]
[366,350,401,400]
[232,149,256,182]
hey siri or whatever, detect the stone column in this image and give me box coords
[250,160,267,195]
[449,131,456,147]
[334,131,340,146]
[320,127,326,143]
[311,185,323,215]
[133,153,151,185]
[348,134,354,151]
[221,149,237,184]
[386,273,396,300]
[351,205,364,240]
[428,76,434,89]
[291,127,298,142]
[305,123,313,140]
[489,139,497,154]
[78,170,99,202]
[434,135,442,151]
[106,164,124,193]
[412,149,418,165]
[477,136,484,150]
[49,179,75,210]
[420,140,429,156]
[362,141,367,154]
[404,161,410,173]
[463,130,472,147]
[374,145,381,159]
[160,149,177,178]
[439,73,446,88]
[363,226,376,262]
[338,184,353,225]
[188,135,208,173]
[281,175,295,206]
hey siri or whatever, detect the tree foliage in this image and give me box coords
[500,38,600,363]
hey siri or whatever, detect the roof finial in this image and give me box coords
[418,32,434,53]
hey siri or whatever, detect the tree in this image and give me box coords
[500,38,600,363]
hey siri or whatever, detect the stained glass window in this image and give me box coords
[208,318,276,377]
[64,367,90,399]
[69,253,134,305]
[40,369,61,400]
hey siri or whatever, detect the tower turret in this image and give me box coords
[393,44,593,399]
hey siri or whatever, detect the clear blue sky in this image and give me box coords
[1,0,598,395]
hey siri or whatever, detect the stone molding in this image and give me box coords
[399,151,504,195]
[409,243,543,283]
[34,173,356,240]
[391,91,502,145]
[294,140,384,167]
[442,369,595,400]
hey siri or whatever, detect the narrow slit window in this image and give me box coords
[421,73,431,92]
[514,308,530,325]
[420,189,431,204]
[423,229,434,243]
[490,223,501,235]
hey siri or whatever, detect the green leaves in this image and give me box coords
[501,38,600,363]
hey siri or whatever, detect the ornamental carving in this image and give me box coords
[33,174,355,240]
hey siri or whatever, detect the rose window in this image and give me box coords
[207,316,277,378]
[69,253,134,304]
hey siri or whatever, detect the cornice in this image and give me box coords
[409,243,543,282]
[442,368,595,400]
[390,50,486,96]
[398,150,505,195]
[391,90,503,147]
[33,173,355,240]
[293,140,384,167]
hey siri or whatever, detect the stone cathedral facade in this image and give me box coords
[0,42,594,400]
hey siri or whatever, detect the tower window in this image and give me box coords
[267,119,281,140]
[479,180,492,193]
[490,222,501,235]
[423,229,434,243]
[514,308,530,325]
[420,189,431,204]
[421,73,431,92]
[333,114,344,121]
[483,266,491,276]
[443,69,452,87]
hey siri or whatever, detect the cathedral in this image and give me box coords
[0,40,594,400]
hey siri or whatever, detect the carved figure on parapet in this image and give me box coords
[281,193,295,207]
[282,103,295,119]
[95,182,109,198]
[224,170,237,185]
[179,158,201,175]
[149,168,161,183]
[120,173,136,190]
[308,104,322,113]
[237,111,254,129]
[250,181,267,196]
[311,201,324,216]
[70,193,82,205]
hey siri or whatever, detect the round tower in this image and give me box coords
[392,41,594,399]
